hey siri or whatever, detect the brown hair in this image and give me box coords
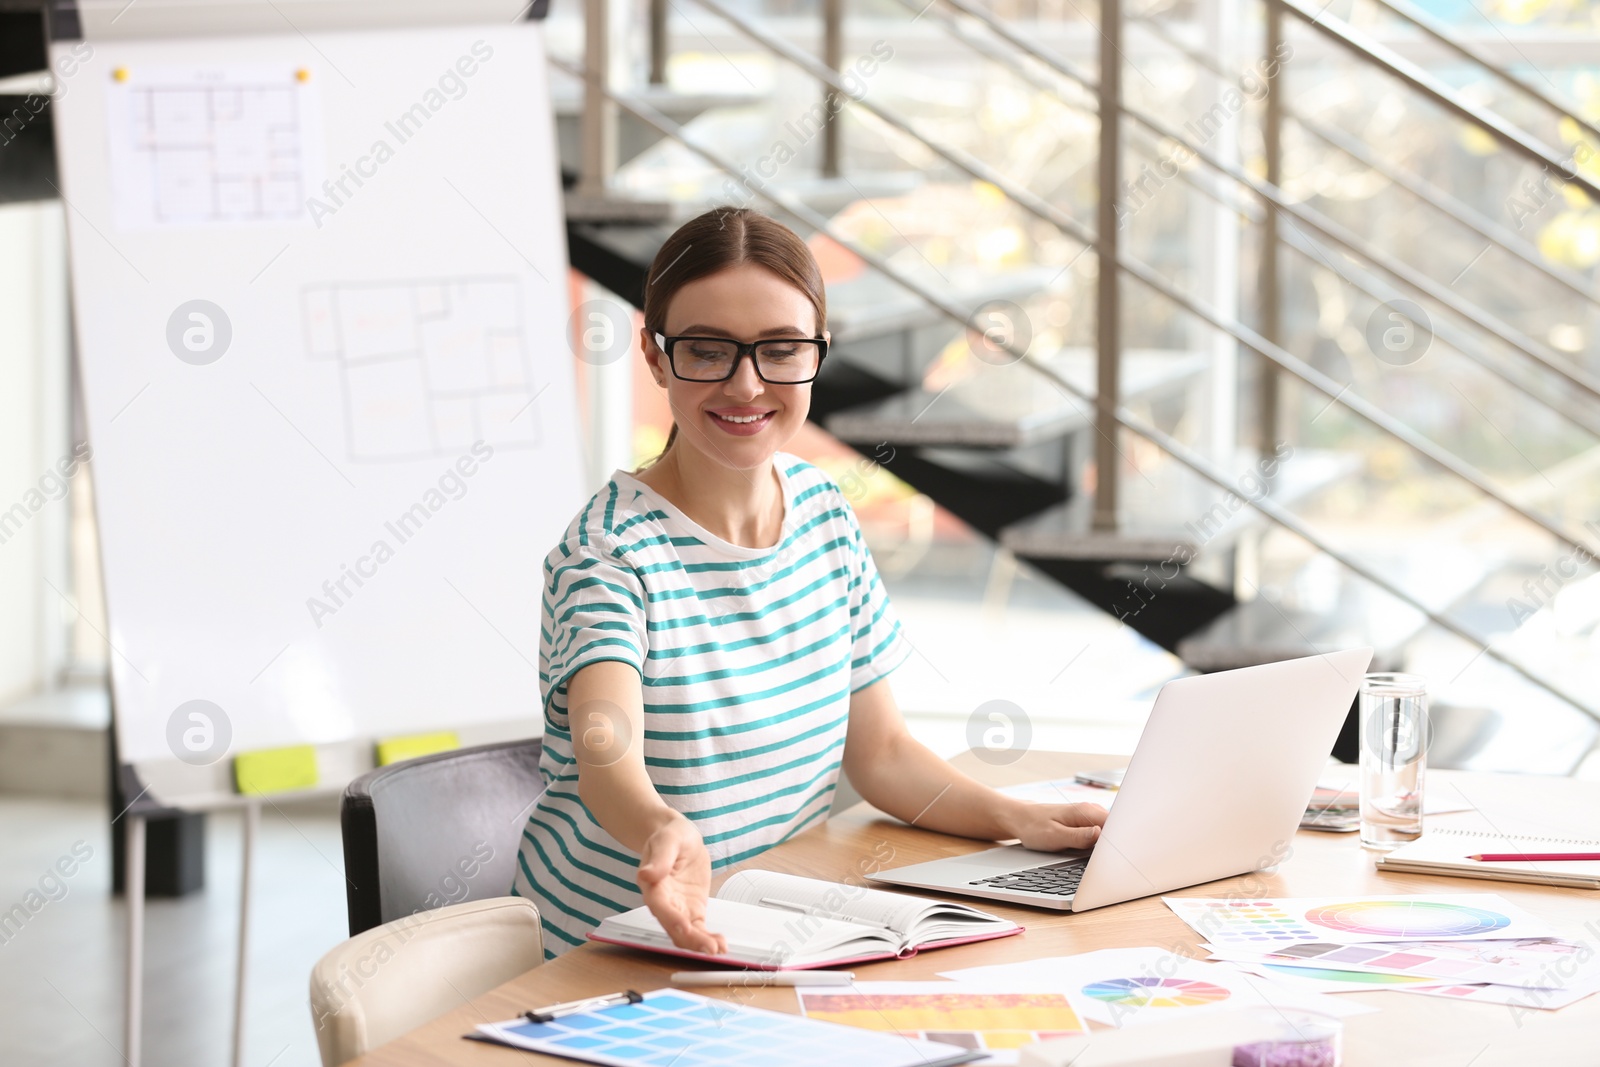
[640,207,826,467]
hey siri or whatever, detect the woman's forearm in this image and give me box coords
[849,727,1031,841]
[578,768,684,852]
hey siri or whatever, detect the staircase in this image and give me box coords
[2,0,1594,775]
[554,0,1600,775]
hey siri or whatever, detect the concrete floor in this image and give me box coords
[0,795,347,1067]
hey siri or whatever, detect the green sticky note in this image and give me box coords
[233,745,319,795]
[375,731,459,766]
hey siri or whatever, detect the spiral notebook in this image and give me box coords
[1374,828,1600,889]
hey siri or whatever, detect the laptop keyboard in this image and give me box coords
[970,859,1087,897]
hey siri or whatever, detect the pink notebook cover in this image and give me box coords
[587,923,1025,970]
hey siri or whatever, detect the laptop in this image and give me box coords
[868,648,1374,911]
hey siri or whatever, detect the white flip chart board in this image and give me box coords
[51,6,582,779]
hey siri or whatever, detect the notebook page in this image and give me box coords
[596,898,893,964]
[718,869,937,934]
[719,869,1011,943]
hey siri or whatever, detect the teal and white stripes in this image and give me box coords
[511,453,912,957]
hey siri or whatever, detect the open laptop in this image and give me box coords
[868,648,1373,911]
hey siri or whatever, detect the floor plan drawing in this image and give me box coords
[108,65,317,227]
[303,277,543,462]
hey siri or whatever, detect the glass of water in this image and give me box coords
[1359,672,1428,850]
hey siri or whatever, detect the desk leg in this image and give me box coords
[232,800,259,1067]
[125,813,145,1067]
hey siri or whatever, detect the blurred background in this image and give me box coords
[1,0,1598,1061]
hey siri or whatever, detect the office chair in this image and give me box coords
[339,738,546,936]
[308,896,544,1066]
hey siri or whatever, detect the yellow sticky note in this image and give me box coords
[234,745,319,795]
[376,731,459,766]
[294,67,311,82]
[112,67,129,82]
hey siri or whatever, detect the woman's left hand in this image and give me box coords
[1005,801,1108,852]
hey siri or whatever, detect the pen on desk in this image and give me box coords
[1469,852,1600,862]
[757,896,893,930]
[524,990,643,1023]
[670,970,855,987]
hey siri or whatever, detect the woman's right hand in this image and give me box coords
[637,813,727,956]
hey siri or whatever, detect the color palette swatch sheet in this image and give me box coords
[1216,935,1600,1010]
[1163,894,1554,946]
[1223,961,1437,994]
[1173,896,1600,1013]
[797,981,1085,1065]
[1385,973,1600,1011]
[473,989,982,1067]
[1210,936,1592,985]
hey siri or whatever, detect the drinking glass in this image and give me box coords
[1359,672,1428,850]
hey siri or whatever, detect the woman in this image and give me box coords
[511,207,1106,957]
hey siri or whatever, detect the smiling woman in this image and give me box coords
[509,207,1107,959]
[639,207,828,468]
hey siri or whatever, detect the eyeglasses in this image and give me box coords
[654,333,828,384]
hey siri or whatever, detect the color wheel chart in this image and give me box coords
[1164,894,1549,946]
[1080,977,1232,1009]
[1305,901,1510,939]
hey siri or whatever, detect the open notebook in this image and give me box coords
[1375,827,1600,889]
[588,869,1023,969]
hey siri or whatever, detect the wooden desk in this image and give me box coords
[354,751,1600,1067]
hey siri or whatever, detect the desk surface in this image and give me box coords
[353,750,1600,1067]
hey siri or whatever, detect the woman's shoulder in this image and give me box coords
[776,451,848,508]
[776,452,864,533]
[544,475,661,570]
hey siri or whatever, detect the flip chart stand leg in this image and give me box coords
[125,813,145,1067]
[232,800,260,1067]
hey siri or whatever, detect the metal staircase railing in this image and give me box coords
[892,0,1600,440]
[1271,0,1600,204]
[1363,0,1600,147]
[545,56,1600,734]
[684,0,1600,557]
[1127,9,1600,314]
[558,0,1600,745]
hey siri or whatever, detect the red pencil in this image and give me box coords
[1468,853,1600,862]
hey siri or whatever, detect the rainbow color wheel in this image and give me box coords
[1080,977,1232,1008]
[1304,901,1511,938]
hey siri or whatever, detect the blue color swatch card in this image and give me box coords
[472,987,983,1067]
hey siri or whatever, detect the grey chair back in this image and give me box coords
[340,738,545,936]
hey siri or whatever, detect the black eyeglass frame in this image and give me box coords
[652,332,830,384]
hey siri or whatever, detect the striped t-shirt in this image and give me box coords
[510,451,914,957]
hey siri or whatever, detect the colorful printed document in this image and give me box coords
[474,988,983,1067]
[1206,936,1600,987]
[995,778,1118,810]
[1393,975,1600,1011]
[797,981,1086,1065]
[1217,960,1437,994]
[938,947,1375,1029]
